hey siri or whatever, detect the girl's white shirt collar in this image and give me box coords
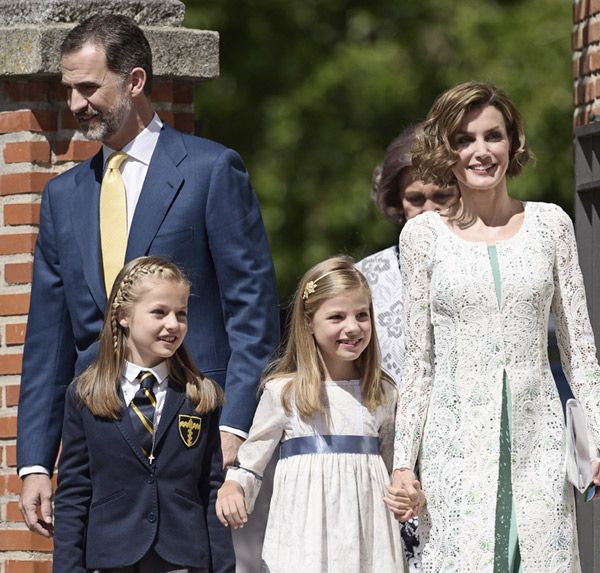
[123,360,169,385]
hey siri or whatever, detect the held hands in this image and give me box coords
[216,481,248,529]
[18,474,54,537]
[384,468,426,522]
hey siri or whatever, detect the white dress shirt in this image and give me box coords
[121,360,169,426]
[102,113,163,230]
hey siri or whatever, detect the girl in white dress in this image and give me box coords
[390,81,600,572]
[216,255,409,573]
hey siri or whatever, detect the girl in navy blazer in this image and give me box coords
[53,256,234,573]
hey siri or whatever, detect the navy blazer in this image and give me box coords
[17,124,280,472]
[53,381,234,572]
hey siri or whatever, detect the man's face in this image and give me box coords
[61,44,133,145]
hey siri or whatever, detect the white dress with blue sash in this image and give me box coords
[226,378,404,573]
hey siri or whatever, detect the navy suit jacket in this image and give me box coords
[17,124,279,472]
[53,381,234,572]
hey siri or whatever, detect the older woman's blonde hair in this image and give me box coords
[263,255,393,417]
[412,81,531,187]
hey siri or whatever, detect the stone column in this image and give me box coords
[0,2,218,569]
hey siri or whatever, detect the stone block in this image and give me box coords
[0,24,219,81]
[0,0,185,26]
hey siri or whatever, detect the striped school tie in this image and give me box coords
[129,370,157,459]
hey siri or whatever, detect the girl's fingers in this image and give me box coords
[220,496,248,528]
[215,500,229,527]
[383,494,413,511]
[397,508,414,522]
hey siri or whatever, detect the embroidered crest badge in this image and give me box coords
[178,415,202,447]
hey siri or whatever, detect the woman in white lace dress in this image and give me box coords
[391,81,600,573]
[356,125,458,570]
[356,125,459,385]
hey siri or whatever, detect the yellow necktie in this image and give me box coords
[100,151,128,295]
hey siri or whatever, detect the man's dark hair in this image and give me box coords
[61,14,153,95]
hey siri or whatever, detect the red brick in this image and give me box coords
[0,110,57,134]
[60,109,79,130]
[6,500,22,521]
[49,82,67,101]
[6,560,52,573]
[173,83,195,104]
[53,139,101,162]
[174,112,195,134]
[159,111,175,126]
[6,384,20,407]
[4,203,41,226]
[152,82,173,102]
[1,473,23,494]
[573,54,583,80]
[573,25,583,52]
[0,172,56,196]
[0,529,53,552]
[5,263,33,285]
[0,293,30,315]
[3,81,49,103]
[0,233,37,255]
[0,353,23,374]
[4,141,51,164]
[589,51,600,74]
[6,444,17,466]
[589,20,600,44]
[0,416,17,438]
[6,322,27,345]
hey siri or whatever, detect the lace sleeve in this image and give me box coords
[551,207,600,450]
[394,217,436,470]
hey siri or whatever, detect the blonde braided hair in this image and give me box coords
[75,256,223,419]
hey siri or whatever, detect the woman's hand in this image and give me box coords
[384,468,426,521]
[216,481,248,528]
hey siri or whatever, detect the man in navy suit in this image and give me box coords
[16,13,279,548]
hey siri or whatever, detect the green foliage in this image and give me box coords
[184,0,572,299]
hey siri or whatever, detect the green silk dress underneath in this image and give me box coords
[488,245,522,573]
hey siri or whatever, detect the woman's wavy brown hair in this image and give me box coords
[412,81,530,187]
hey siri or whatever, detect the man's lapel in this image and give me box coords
[125,125,186,262]
[70,151,106,310]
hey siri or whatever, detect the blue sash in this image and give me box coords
[279,435,379,459]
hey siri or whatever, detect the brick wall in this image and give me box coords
[0,78,195,570]
[573,0,600,126]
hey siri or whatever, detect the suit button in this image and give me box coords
[146,475,154,484]
[147,512,156,523]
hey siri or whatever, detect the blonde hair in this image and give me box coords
[412,81,531,187]
[76,256,223,418]
[263,255,393,417]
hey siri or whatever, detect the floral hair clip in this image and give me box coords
[302,271,334,301]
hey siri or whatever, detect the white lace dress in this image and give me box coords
[226,378,404,573]
[394,202,600,573]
